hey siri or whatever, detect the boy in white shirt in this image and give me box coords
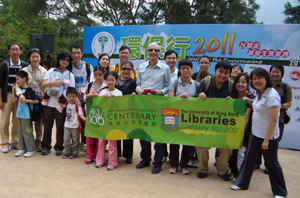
[63,87,86,159]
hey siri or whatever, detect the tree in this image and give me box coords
[284,0,300,24]
[191,0,260,24]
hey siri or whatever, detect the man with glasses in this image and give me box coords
[110,46,137,79]
[135,42,171,174]
[71,45,94,152]
[0,44,28,153]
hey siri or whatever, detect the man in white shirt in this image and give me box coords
[136,43,171,174]
[71,45,94,151]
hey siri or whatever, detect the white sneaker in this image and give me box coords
[182,168,190,175]
[192,160,199,168]
[169,167,177,174]
[274,196,285,198]
[15,150,25,157]
[95,164,102,168]
[230,185,243,190]
[24,151,37,158]
[107,166,115,171]
[1,146,10,153]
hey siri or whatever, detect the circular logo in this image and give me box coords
[290,70,300,81]
[91,31,115,58]
[88,106,105,128]
[295,95,300,100]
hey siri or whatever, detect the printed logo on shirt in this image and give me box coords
[88,106,105,127]
[290,70,300,81]
[92,31,115,58]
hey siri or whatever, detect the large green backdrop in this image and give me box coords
[85,95,245,149]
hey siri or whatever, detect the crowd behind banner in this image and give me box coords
[0,43,290,198]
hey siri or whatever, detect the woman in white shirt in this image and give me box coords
[231,67,287,198]
[40,52,75,156]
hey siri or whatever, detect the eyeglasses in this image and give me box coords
[148,49,160,52]
[121,68,132,71]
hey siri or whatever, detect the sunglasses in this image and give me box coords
[148,49,160,52]
[121,68,132,71]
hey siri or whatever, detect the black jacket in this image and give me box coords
[0,60,28,102]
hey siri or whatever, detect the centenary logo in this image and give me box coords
[91,31,115,58]
[88,106,105,127]
[290,70,300,81]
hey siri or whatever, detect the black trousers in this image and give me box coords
[234,134,287,196]
[139,140,165,167]
[117,139,133,159]
[256,123,285,166]
[42,106,66,151]
[169,144,192,168]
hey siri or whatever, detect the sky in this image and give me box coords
[256,0,298,24]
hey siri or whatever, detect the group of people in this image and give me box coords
[0,42,292,198]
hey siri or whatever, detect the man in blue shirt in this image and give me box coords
[136,42,171,174]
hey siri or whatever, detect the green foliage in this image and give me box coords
[284,0,300,24]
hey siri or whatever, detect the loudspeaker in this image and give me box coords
[42,34,55,54]
[29,34,43,51]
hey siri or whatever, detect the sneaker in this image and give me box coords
[197,172,208,179]
[41,149,51,156]
[264,168,269,174]
[36,145,42,152]
[169,167,177,174]
[24,151,37,158]
[55,150,63,156]
[85,157,93,164]
[69,153,78,159]
[230,185,243,190]
[2,146,10,153]
[188,160,194,167]
[274,195,285,198]
[218,173,233,181]
[95,163,102,168]
[192,160,199,168]
[107,166,115,171]
[15,150,25,157]
[63,153,70,159]
[182,168,190,175]
[80,143,86,152]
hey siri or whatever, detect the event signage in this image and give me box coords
[85,95,246,149]
[83,24,300,150]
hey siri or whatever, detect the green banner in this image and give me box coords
[85,95,246,149]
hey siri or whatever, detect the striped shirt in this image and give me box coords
[8,59,22,92]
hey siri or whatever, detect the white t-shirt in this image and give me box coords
[99,88,123,97]
[72,61,94,93]
[252,87,280,139]
[64,103,83,128]
[43,68,75,108]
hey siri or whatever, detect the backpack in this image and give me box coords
[85,62,91,82]
[204,76,233,95]
[75,105,86,134]
[47,69,64,97]
[24,88,42,122]
[281,82,291,124]
[173,78,198,95]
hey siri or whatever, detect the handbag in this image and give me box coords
[284,110,290,124]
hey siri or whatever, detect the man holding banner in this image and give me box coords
[135,42,171,174]
[196,60,233,181]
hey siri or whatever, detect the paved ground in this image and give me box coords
[0,139,299,198]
